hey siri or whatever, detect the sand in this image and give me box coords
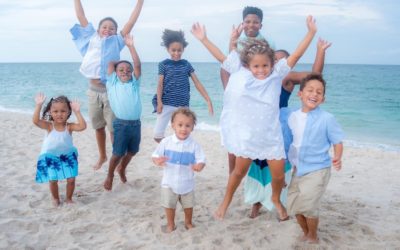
[1,111,399,249]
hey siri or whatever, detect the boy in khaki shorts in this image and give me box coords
[286,73,344,244]
[152,108,205,233]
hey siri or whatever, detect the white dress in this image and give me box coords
[220,51,291,160]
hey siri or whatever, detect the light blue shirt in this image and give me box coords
[106,72,141,120]
[70,23,125,84]
[288,107,344,176]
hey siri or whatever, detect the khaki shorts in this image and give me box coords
[287,167,331,218]
[161,187,194,209]
[87,88,115,132]
[153,105,180,139]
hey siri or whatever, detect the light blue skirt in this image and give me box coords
[36,148,78,183]
[244,160,292,211]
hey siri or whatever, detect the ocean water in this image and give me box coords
[0,62,399,150]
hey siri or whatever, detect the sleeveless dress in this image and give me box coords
[36,126,78,183]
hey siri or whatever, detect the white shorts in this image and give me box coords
[153,105,180,139]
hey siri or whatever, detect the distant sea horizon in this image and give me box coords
[1,62,399,151]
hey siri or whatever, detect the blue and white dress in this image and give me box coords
[36,126,78,183]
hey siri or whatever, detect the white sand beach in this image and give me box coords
[1,111,399,249]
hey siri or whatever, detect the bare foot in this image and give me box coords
[162,224,176,233]
[249,202,262,219]
[297,234,308,242]
[52,198,61,207]
[93,157,107,170]
[104,176,113,191]
[65,199,75,204]
[185,223,194,230]
[272,200,289,221]
[117,167,127,183]
[307,237,319,244]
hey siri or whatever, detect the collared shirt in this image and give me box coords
[70,23,125,83]
[106,72,141,121]
[152,134,205,194]
[288,107,344,176]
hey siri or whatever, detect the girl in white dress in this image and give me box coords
[191,16,317,220]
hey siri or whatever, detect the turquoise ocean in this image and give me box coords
[0,62,399,151]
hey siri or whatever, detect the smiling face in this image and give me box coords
[167,42,184,61]
[171,113,194,140]
[248,54,273,80]
[298,79,325,112]
[116,62,133,83]
[50,102,70,125]
[243,14,262,38]
[98,19,117,38]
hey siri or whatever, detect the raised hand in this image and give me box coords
[70,100,81,112]
[191,22,207,41]
[306,15,317,34]
[34,93,46,106]
[124,34,134,47]
[317,37,332,51]
[230,23,243,42]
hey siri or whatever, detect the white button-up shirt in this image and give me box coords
[152,134,205,194]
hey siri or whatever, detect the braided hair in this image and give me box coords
[239,39,275,68]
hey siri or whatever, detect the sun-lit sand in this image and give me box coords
[1,111,399,249]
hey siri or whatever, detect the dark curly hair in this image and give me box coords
[240,39,274,68]
[242,6,263,22]
[161,29,188,48]
[41,96,72,121]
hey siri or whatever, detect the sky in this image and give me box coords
[0,0,399,65]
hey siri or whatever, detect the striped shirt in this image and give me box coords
[158,59,194,107]
[152,134,205,194]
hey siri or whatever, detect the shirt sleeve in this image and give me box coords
[152,139,166,157]
[221,50,241,74]
[273,58,291,78]
[194,142,206,164]
[327,115,344,145]
[187,61,195,76]
[70,23,96,56]
[105,72,117,89]
[158,61,165,76]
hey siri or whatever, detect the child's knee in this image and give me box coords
[67,178,75,184]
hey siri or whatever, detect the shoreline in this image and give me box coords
[1,111,400,248]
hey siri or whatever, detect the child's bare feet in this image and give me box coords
[162,224,177,233]
[52,198,61,207]
[65,199,75,204]
[249,202,262,219]
[297,234,308,242]
[272,200,289,221]
[307,236,319,244]
[104,176,113,190]
[185,223,194,230]
[93,157,107,170]
[117,167,127,183]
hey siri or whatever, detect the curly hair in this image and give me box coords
[171,107,197,125]
[161,29,188,48]
[239,39,274,68]
[41,96,72,121]
[242,6,263,22]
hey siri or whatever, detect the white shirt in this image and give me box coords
[152,134,205,194]
[288,110,308,167]
[79,34,102,79]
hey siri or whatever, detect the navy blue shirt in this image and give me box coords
[153,59,194,110]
